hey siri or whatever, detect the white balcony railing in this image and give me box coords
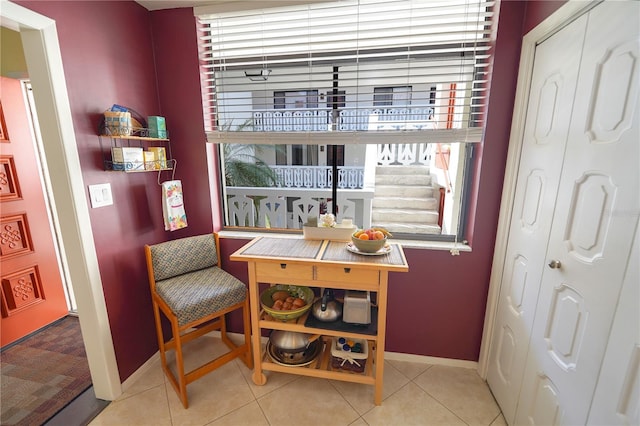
[225,187,374,230]
[341,107,435,131]
[272,166,364,189]
[253,109,329,132]
[251,106,434,132]
[377,143,432,166]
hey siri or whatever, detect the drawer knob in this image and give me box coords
[280,263,287,269]
[344,268,351,273]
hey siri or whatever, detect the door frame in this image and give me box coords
[23,80,76,312]
[1,2,121,400]
[477,0,600,379]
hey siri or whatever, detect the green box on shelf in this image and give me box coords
[147,116,166,139]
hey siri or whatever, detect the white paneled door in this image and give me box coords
[587,232,639,425]
[485,12,587,423]
[488,1,640,424]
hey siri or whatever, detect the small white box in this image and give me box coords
[111,147,144,171]
[343,290,371,325]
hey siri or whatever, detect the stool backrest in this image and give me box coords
[148,234,218,281]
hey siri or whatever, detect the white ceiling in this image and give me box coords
[134,1,223,11]
[135,0,329,12]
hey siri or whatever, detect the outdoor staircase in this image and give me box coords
[371,165,442,235]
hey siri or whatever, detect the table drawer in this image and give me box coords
[255,262,313,281]
[315,265,379,285]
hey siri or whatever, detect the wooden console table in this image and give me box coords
[230,236,408,405]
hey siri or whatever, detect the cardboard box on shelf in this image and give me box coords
[148,147,167,169]
[103,111,132,136]
[147,116,167,139]
[143,151,156,170]
[111,147,144,171]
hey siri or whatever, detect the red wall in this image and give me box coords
[523,1,567,34]
[15,0,567,381]
[17,0,173,380]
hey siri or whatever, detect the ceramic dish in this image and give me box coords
[260,284,314,321]
[346,242,391,256]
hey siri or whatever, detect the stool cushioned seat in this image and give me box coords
[155,267,246,327]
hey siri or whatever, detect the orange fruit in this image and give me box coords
[373,231,385,240]
[359,233,370,240]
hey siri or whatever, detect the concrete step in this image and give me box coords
[373,165,441,234]
[376,165,430,176]
[371,221,442,235]
[375,174,432,186]
[372,208,439,224]
[372,196,438,210]
[374,185,434,198]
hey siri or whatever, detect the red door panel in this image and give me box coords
[0,77,68,347]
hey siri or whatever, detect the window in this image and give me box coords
[273,90,320,166]
[196,0,494,239]
[373,86,412,107]
[274,90,319,110]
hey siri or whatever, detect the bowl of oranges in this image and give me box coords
[351,227,390,253]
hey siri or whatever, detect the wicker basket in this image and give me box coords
[330,337,368,373]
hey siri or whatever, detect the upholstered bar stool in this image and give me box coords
[144,233,252,408]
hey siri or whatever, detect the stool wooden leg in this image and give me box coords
[171,318,189,408]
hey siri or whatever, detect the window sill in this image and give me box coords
[218,230,471,254]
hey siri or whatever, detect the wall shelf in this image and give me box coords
[98,129,173,173]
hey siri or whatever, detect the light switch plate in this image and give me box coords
[89,183,113,208]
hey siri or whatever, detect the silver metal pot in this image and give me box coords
[268,330,320,353]
[267,340,322,366]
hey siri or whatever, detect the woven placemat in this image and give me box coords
[322,241,405,265]
[241,237,323,259]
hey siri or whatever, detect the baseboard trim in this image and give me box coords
[123,330,478,392]
[383,351,478,369]
[121,352,161,393]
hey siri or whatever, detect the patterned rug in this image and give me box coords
[1,316,92,426]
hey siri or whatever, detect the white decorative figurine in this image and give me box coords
[319,213,336,227]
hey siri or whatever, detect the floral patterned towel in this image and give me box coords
[162,180,188,231]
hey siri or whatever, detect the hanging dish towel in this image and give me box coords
[162,180,188,231]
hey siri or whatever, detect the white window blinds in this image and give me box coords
[196,0,494,145]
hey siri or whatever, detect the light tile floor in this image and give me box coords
[89,336,506,426]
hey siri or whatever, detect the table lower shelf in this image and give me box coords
[257,337,376,385]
